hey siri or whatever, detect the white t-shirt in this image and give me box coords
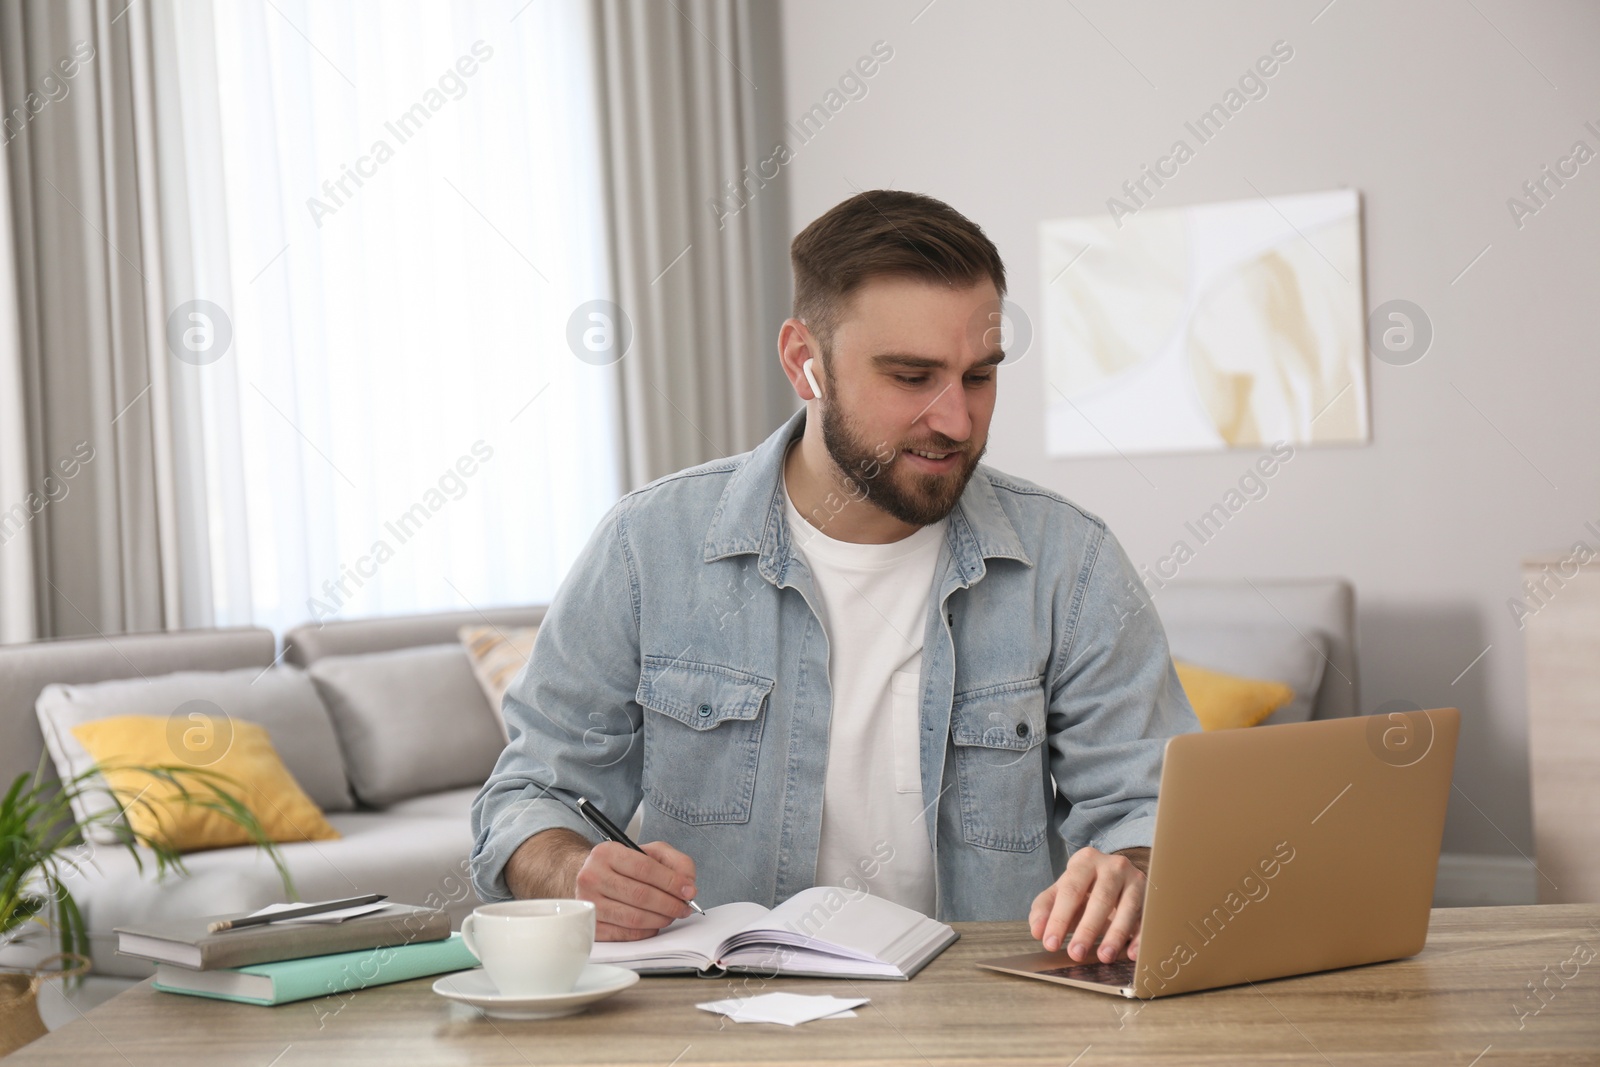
[784,486,946,916]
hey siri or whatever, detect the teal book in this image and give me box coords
[152,932,478,1006]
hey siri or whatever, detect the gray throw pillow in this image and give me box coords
[1165,623,1329,726]
[307,644,506,808]
[35,667,356,843]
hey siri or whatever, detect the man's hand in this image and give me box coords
[1029,846,1149,963]
[576,840,699,941]
[504,828,699,942]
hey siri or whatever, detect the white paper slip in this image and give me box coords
[696,992,868,1026]
[245,901,393,925]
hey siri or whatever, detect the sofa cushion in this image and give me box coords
[458,625,540,739]
[308,645,505,807]
[64,803,479,976]
[1173,661,1294,730]
[71,715,342,850]
[0,627,276,815]
[36,667,355,843]
[381,786,480,820]
[282,606,547,668]
[1165,623,1328,727]
[1154,581,1355,718]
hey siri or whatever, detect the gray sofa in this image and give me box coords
[0,605,543,978]
[0,579,1355,979]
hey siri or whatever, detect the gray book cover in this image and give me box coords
[114,903,450,971]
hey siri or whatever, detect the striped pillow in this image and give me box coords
[458,625,540,738]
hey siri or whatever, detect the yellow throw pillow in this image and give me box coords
[1174,660,1295,731]
[70,715,340,851]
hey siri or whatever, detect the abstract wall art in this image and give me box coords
[1039,188,1368,457]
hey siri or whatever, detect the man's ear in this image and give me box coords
[778,318,822,401]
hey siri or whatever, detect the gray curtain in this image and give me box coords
[0,0,798,640]
[0,0,182,640]
[591,0,796,489]
[0,96,33,643]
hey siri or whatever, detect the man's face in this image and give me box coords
[817,276,1002,527]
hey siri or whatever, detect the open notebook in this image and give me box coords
[589,886,958,980]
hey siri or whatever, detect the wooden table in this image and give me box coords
[10,905,1598,1065]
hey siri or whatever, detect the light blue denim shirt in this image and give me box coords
[470,409,1200,921]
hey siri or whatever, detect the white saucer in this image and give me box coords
[433,964,640,1020]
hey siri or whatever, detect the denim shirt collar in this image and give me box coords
[702,408,1033,586]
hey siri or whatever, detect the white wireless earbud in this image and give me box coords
[802,358,823,399]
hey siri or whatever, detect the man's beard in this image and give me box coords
[819,395,985,527]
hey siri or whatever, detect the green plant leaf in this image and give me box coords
[1,760,299,988]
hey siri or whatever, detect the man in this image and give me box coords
[471,190,1199,966]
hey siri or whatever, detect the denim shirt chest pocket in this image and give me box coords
[950,677,1049,852]
[636,656,773,825]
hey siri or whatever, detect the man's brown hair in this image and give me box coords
[789,190,1007,357]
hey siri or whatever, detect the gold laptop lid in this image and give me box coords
[1133,707,1459,998]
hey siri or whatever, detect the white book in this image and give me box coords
[588,886,958,980]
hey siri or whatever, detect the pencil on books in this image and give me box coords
[208,893,387,933]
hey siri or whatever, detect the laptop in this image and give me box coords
[977,707,1460,999]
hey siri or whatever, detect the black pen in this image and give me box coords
[576,796,706,916]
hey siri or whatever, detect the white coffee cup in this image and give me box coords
[460,899,596,997]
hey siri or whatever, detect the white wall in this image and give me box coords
[777,0,1600,870]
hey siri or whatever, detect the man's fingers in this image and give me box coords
[1034,848,1152,959]
[1068,879,1122,962]
[575,843,690,924]
[1028,885,1055,940]
[593,863,689,921]
[595,920,659,942]
[599,846,692,916]
[590,895,680,933]
[1095,882,1144,962]
[1040,851,1103,953]
[580,878,682,930]
[1042,878,1086,954]
[610,843,695,901]
[641,840,698,896]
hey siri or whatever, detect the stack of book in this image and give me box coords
[115,902,477,1006]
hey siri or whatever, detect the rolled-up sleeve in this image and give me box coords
[469,500,645,901]
[1045,524,1200,859]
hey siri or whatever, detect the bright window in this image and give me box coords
[166,0,618,635]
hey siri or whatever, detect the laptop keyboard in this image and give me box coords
[1037,958,1137,986]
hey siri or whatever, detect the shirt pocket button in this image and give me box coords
[698,703,713,718]
[1015,722,1030,738]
